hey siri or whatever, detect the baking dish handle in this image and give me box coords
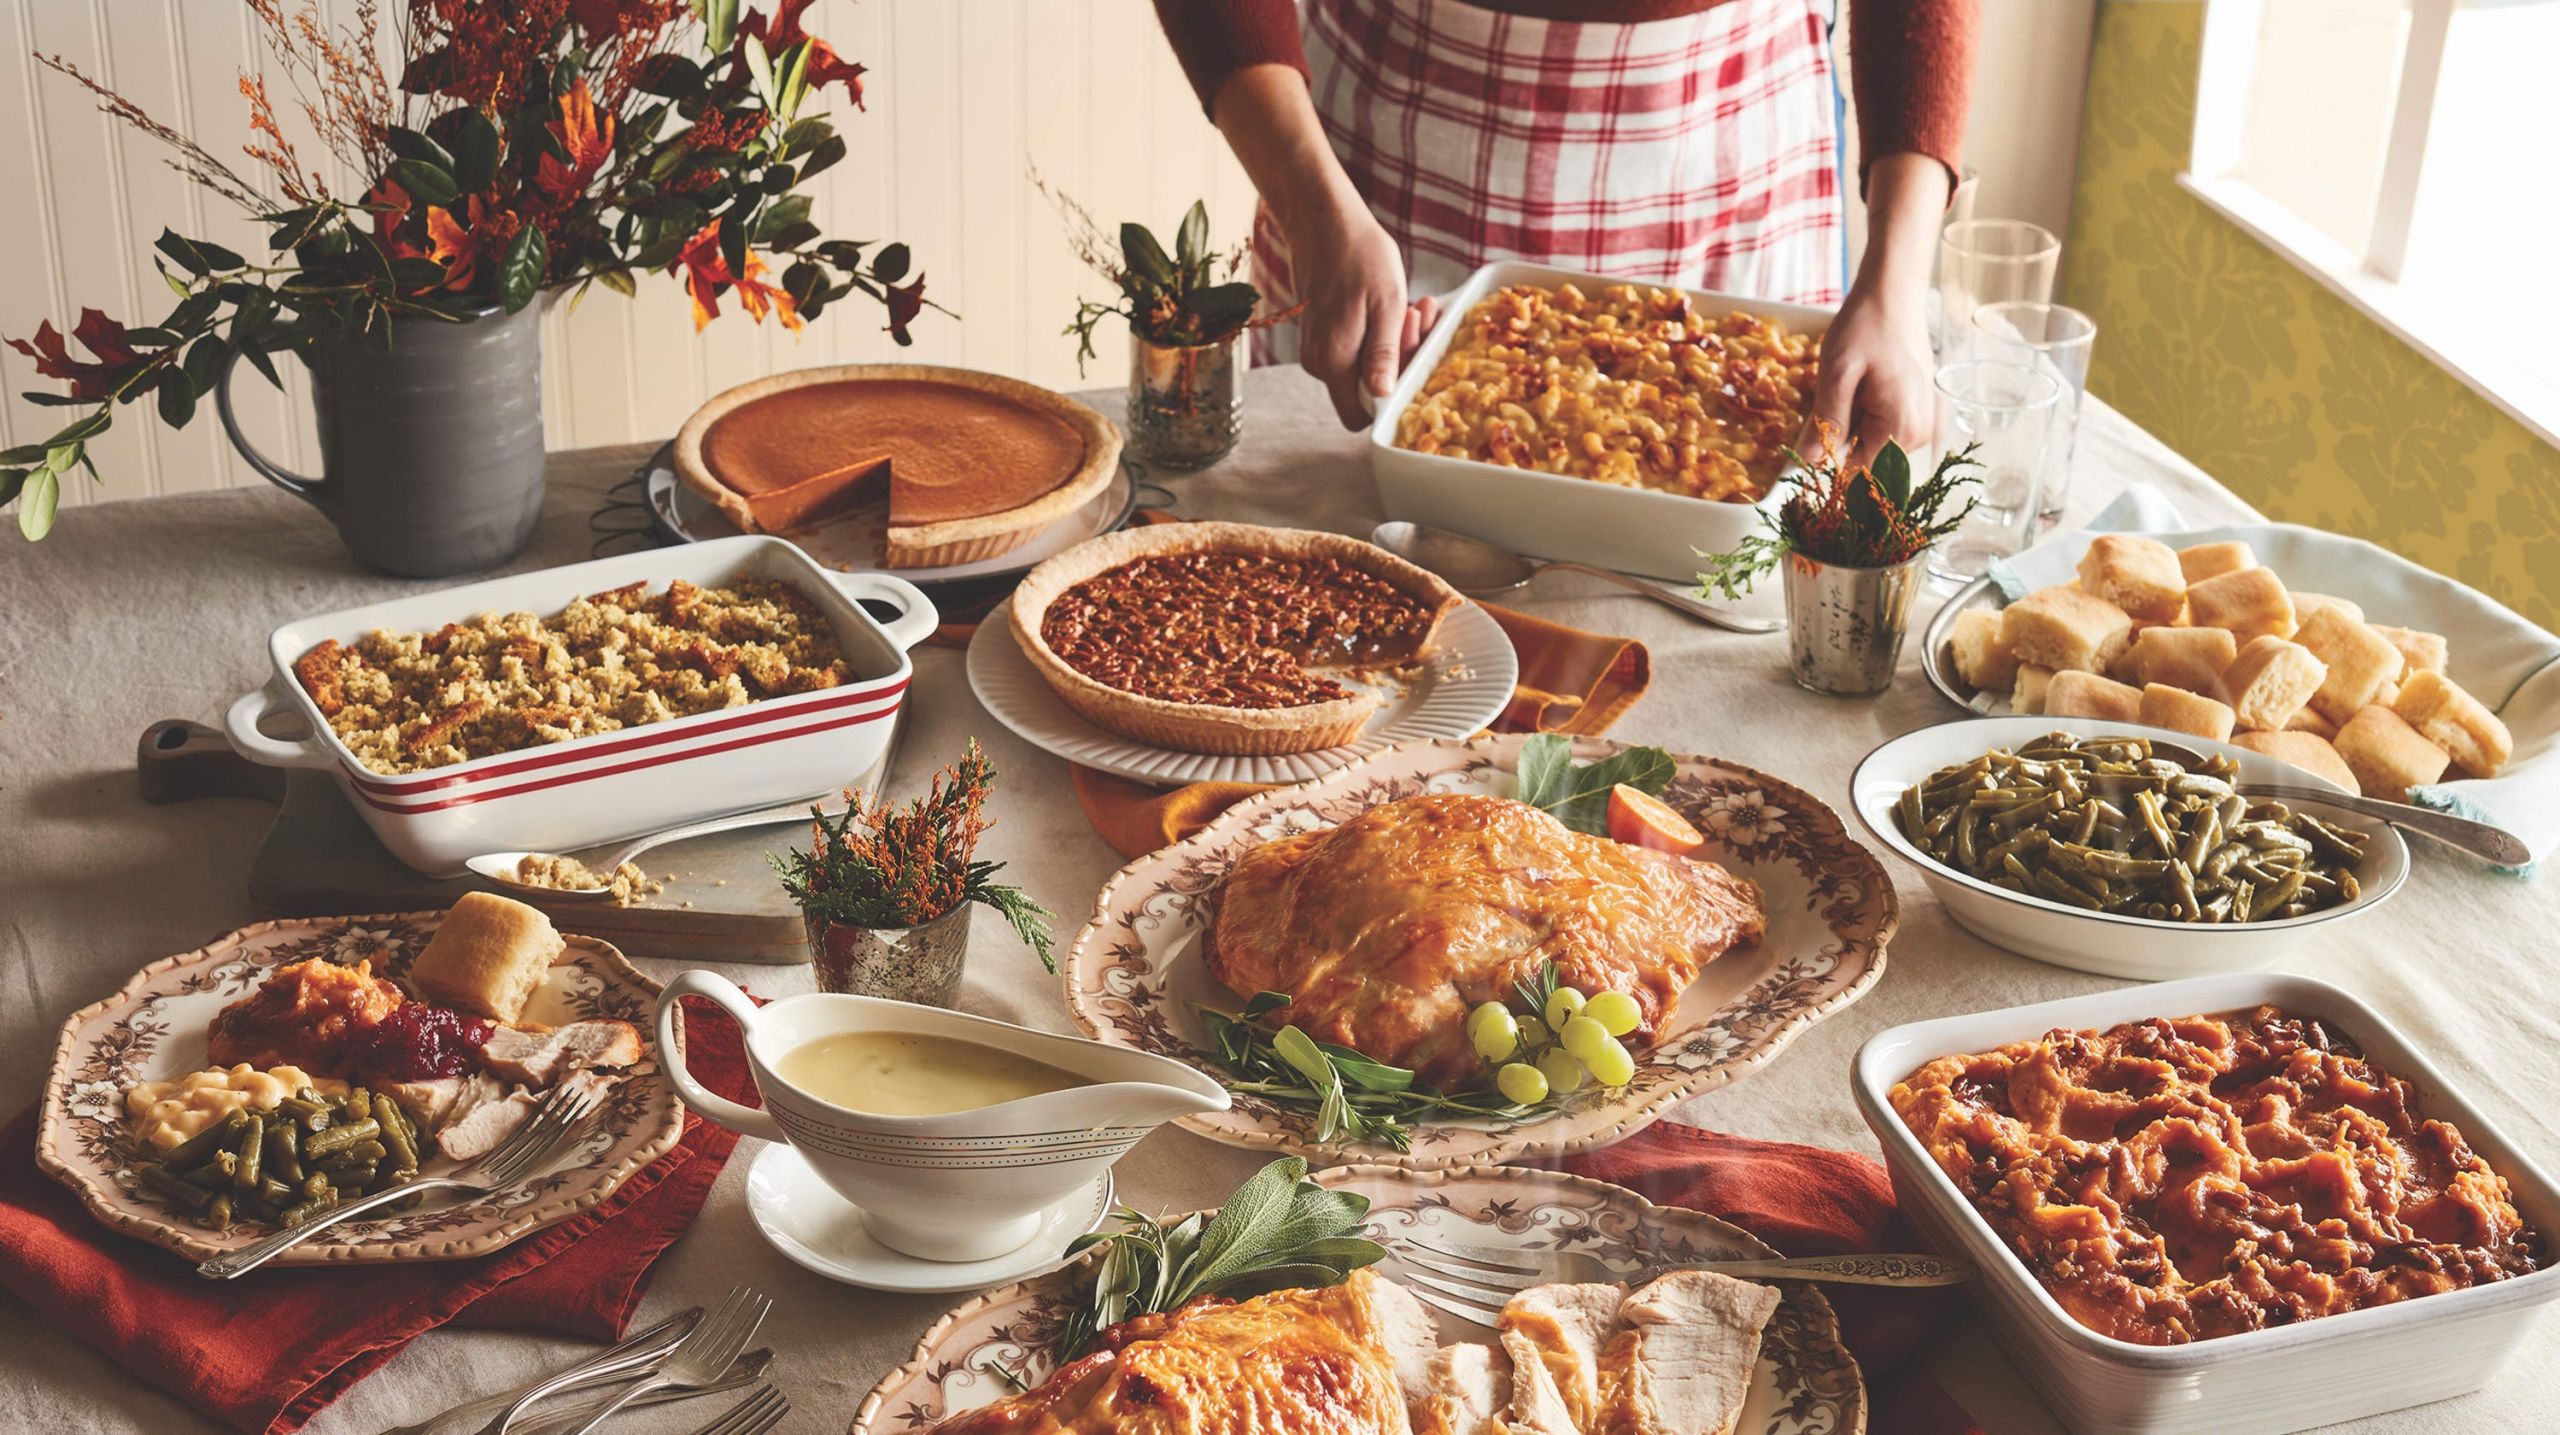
[828,571,940,653]
[222,680,339,770]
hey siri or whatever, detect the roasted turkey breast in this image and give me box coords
[1207,793,1765,1090]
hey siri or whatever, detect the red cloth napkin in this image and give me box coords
[0,997,748,1434]
[1552,1123,1987,1435]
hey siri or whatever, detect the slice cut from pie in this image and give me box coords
[1009,521,1468,755]
[674,364,1120,567]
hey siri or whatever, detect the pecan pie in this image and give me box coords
[674,364,1120,567]
[1009,523,1467,755]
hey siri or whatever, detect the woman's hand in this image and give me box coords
[1289,207,1437,427]
[1809,153,1953,467]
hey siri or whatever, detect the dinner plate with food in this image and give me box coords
[1063,730,1896,1167]
[853,1159,1866,1435]
[37,894,681,1264]
[969,521,1521,785]
[1368,259,1829,583]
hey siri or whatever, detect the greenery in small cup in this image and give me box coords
[771,739,1053,969]
[1037,176,1294,374]
[1697,426,1982,599]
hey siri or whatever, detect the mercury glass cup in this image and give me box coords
[1972,301,2098,529]
[1929,359,2062,585]
[1935,220,2059,353]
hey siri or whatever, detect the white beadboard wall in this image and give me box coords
[1,0,2089,513]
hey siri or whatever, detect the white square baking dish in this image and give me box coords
[223,534,936,875]
[1852,973,2560,1435]
[1368,258,1834,582]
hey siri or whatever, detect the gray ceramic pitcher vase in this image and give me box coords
[215,303,544,576]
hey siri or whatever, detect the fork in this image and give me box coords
[682,1385,789,1435]
[556,1285,772,1435]
[510,1356,776,1435]
[380,1307,700,1435]
[1387,1231,1975,1329]
[199,1083,600,1279]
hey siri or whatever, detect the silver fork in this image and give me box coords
[198,1083,600,1279]
[557,1285,772,1435]
[510,1355,775,1435]
[1387,1230,1975,1330]
[682,1385,788,1435]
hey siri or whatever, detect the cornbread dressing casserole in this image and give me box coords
[293,576,854,774]
[1394,282,1816,501]
[1892,1005,2541,1344]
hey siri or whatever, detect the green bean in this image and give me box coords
[179,1151,238,1188]
[137,1163,214,1212]
[265,1122,302,1183]
[2250,868,2308,920]
[160,1111,248,1172]
[200,1193,234,1234]
[304,1118,380,1158]
[372,1091,421,1172]
[233,1114,264,1193]
[280,1192,339,1229]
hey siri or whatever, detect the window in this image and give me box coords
[2187,0,2560,444]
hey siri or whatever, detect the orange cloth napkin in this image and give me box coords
[0,999,749,1434]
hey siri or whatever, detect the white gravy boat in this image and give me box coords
[655,971,1230,1262]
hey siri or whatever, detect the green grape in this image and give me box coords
[1543,987,1587,1030]
[1516,1014,1550,1050]
[1584,990,1642,1038]
[1537,1046,1587,1095]
[1496,1061,1550,1105]
[1560,1014,1609,1062]
[1585,1035,1636,1087]
[1467,1002,1520,1062]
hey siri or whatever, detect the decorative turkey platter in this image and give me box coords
[36,912,684,1265]
[852,1163,1865,1435]
[1062,732,1898,1169]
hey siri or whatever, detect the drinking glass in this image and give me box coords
[1936,220,2059,351]
[1929,359,2061,585]
[1971,301,2098,528]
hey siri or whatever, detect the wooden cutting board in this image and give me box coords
[136,716,903,963]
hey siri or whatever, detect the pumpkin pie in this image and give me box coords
[1009,522,1467,755]
[674,364,1120,567]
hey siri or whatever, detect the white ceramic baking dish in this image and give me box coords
[1368,258,1833,582]
[1853,972,2560,1435]
[1850,716,2408,979]
[224,534,935,875]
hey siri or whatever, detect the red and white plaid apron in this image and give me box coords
[1255,0,1845,364]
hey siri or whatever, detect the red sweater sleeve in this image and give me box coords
[1848,0,1979,185]
[1154,0,1310,116]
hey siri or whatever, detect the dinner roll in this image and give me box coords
[2116,626,2238,694]
[2177,541,2257,584]
[2284,704,2339,738]
[1950,608,2020,692]
[2230,730,2360,794]
[2370,624,2448,679]
[2292,592,2365,627]
[2077,535,2188,624]
[2292,607,2405,724]
[2046,670,2143,723]
[2392,669,2512,777]
[2186,568,2297,642]
[2139,683,2237,742]
[2012,664,2055,715]
[410,892,563,1023]
[2217,636,2327,732]
[2332,705,2452,801]
[1999,588,2136,674]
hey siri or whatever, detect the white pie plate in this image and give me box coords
[966,595,1521,786]
[851,1163,1865,1435]
[1061,731,1896,1168]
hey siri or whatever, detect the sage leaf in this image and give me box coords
[18,469,59,540]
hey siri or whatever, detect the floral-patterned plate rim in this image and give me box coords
[850,1162,1865,1435]
[1062,731,1898,1168]
[36,912,685,1265]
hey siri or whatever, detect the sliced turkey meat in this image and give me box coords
[478,1018,642,1086]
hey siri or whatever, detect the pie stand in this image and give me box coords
[8,369,2556,1435]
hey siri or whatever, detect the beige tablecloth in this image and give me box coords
[2,368,2553,1434]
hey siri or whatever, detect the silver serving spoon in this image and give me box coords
[2142,737,2530,867]
[465,795,844,899]
[1370,521,1782,634]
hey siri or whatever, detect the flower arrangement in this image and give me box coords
[771,740,1054,969]
[4,0,938,540]
[1697,428,1982,598]
[1039,179,1287,374]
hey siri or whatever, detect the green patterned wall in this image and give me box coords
[2066,0,2560,627]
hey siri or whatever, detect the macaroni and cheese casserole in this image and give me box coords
[293,577,854,775]
[1393,282,1817,501]
[1893,1006,2542,1345]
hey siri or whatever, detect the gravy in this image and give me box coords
[774,1030,1085,1116]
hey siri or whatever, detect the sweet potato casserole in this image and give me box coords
[1892,1005,2542,1344]
[1393,282,1817,502]
[293,577,854,775]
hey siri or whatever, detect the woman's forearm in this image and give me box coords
[1208,64,1366,237]
[1851,153,1953,308]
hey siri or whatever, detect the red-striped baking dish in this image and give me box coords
[223,534,935,874]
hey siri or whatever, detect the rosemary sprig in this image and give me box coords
[1196,993,1550,1152]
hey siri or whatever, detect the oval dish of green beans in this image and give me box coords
[1894,732,2371,924]
[128,1084,426,1234]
